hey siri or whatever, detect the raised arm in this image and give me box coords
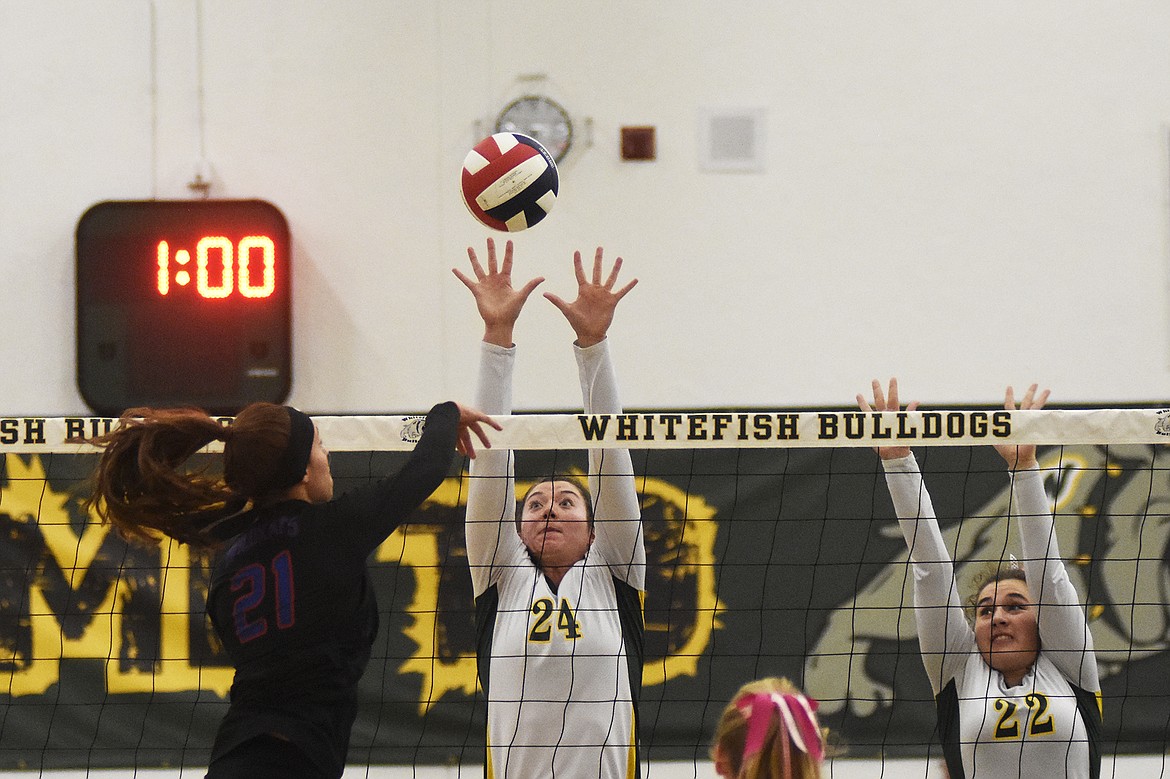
[547,248,644,587]
[454,238,544,595]
[861,379,974,692]
[336,401,497,556]
[995,385,1098,690]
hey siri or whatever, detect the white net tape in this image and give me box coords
[4,407,1169,453]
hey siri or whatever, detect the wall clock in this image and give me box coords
[494,95,573,163]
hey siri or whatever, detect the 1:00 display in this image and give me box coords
[156,235,278,299]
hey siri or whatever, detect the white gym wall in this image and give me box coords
[1,1,1168,415]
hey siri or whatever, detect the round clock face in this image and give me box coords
[495,95,573,163]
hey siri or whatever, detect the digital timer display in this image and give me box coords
[156,235,277,298]
[76,199,292,416]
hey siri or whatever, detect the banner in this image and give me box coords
[0,444,1164,769]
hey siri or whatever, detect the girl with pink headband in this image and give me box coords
[711,677,827,779]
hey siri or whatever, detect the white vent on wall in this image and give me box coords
[698,107,767,172]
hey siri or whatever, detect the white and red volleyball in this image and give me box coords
[461,132,559,232]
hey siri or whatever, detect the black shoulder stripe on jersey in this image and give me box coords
[613,576,644,779]
[935,678,965,779]
[474,584,500,697]
[613,577,644,700]
[1071,684,1102,779]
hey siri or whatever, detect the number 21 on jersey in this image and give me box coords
[231,550,296,643]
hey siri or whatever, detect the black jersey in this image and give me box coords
[205,401,460,778]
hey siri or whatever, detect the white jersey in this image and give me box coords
[466,340,645,779]
[883,454,1101,779]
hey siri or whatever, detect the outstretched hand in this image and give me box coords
[994,384,1049,472]
[454,403,502,459]
[544,247,638,347]
[453,237,545,347]
[857,378,919,461]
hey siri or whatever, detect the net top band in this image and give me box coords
[4,408,1169,453]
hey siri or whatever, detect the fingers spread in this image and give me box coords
[591,246,604,284]
[1005,384,1050,411]
[613,278,639,301]
[1021,383,1037,407]
[517,276,546,302]
[603,255,623,288]
[485,236,501,275]
[886,378,900,410]
[472,424,493,448]
[499,239,514,275]
[452,267,475,290]
[543,291,568,313]
[573,251,587,284]
[871,379,886,411]
[465,246,486,278]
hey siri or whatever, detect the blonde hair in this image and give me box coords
[710,677,826,779]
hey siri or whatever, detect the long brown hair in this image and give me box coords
[83,403,296,549]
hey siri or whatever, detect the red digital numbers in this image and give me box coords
[156,235,277,299]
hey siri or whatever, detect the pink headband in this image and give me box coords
[735,690,825,766]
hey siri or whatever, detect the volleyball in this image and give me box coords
[461,132,559,232]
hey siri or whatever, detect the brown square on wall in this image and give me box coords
[621,126,656,160]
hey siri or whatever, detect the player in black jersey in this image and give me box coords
[83,400,498,779]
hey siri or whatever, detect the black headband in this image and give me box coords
[267,406,315,492]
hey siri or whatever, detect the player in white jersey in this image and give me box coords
[860,379,1101,779]
[453,238,644,779]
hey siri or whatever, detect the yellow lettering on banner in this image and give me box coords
[2,454,232,698]
[379,477,479,714]
[3,453,86,695]
[4,458,724,705]
[9,454,118,694]
[104,540,232,697]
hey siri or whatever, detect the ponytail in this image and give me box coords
[83,402,305,549]
[83,407,236,548]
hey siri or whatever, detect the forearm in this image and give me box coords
[576,340,643,579]
[345,401,459,551]
[882,454,970,681]
[370,401,459,514]
[576,339,635,485]
[466,343,519,586]
[1013,466,1097,679]
[883,455,951,567]
[467,342,515,514]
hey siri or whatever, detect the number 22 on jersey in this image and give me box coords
[993,692,1056,739]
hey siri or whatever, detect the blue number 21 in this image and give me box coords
[230,550,296,643]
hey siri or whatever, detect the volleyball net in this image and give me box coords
[1,408,1168,771]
